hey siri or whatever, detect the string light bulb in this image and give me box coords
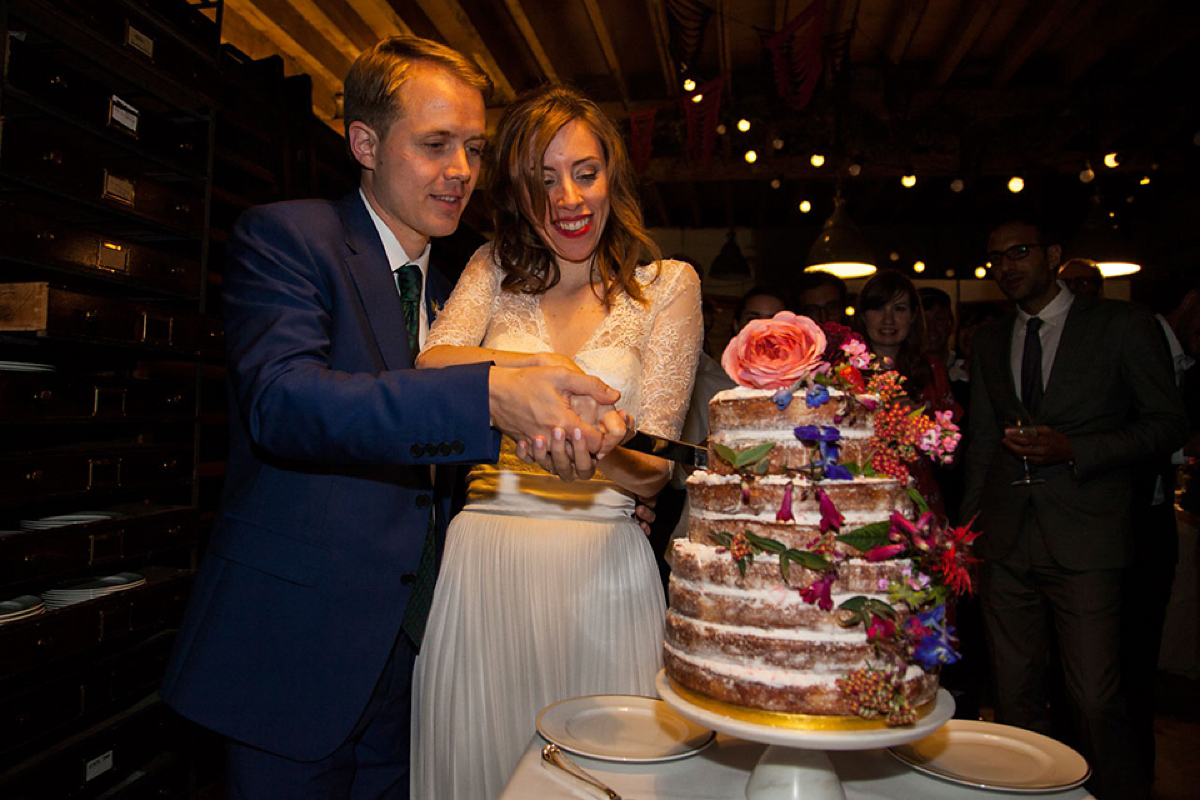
[683,78,696,92]
[744,150,757,163]
[913,261,926,273]
[770,178,781,189]
[716,123,726,135]
[1080,162,1095,183]
[773,138,784,150]
[810,153,825,167]
[847,163,862,176]
[737,118,751,132]
[1104,152,1119,168]
[799,200,812,213]
[1008,176,1025,194]
[691,93,703,103]
[975,266,987,279]
[901,171,917,188]
[950,178,964,193]
[1139,176,1151,185]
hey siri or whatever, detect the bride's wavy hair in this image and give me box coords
[488,84,659,306]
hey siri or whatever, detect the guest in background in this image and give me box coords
[853,271,962,517]
[795,269,849,325]
[160,38,621,800]
[1057,258,1104,298]
[412,84,702,800]
[732,285,788,333]
[963,217,1187,799]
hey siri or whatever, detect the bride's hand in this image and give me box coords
[596,408,634,458]
[532,352,584,373]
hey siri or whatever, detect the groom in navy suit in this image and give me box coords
[161,37,623,799]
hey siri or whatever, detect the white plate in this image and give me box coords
[888,719,1090,793]
[537,694,715,763]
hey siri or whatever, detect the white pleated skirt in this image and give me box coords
[411,468,666,800]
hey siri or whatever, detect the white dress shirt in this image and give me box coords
[1009,281,1075,397]
[360,189,432,348]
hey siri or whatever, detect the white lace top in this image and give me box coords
[425,243,702,461]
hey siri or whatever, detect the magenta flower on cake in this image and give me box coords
[722,311,827,389]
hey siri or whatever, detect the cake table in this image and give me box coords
[656,670,955,800]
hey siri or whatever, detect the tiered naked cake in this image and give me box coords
[663,313,973,726]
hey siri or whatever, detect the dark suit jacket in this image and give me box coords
[161,192,500,761]
[962,294,1187,570]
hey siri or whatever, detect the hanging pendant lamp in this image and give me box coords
[805,191,876,279]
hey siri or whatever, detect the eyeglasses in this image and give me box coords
[985,243,1042,268]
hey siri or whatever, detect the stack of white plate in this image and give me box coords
[41,572,145,610]
[0,595,47,625]
[19,512,119,531]
[0,360,56,373]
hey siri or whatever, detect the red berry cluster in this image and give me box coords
[729,532,753,562]
[835,667,916,725]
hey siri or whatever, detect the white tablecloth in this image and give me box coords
[501,734,1094,800]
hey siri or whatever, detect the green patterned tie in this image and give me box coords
[395,263,422,353]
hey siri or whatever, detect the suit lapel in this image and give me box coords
[1041,295,1092,414]
[338,193,413,369]
[981,312,1024,420]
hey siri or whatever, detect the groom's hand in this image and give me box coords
[489,366,618,464]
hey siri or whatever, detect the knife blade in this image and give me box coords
[622,430,708,468]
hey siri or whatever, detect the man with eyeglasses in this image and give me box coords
[962,217,1187,799]
[1057,258,1104,298]
[795,270,849,325]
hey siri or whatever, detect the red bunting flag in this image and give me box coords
[683,76,724,165]
[764,2,825,111]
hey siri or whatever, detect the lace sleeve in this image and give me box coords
[637,260,703,440]
[423,244,501,350]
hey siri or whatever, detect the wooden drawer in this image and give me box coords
[0,283,200,352]
[0,373,195,423]
[0,122,206,236]
[6,33,208,175]
[0,443,193,504]
[0,207,200,297]
[0,567,193,682]
[0,506,197,585]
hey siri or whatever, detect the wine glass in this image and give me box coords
[1006,417,1045,486]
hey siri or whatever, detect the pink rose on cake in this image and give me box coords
[722,311,827,389]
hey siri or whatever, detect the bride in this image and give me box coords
[411,84,702,798]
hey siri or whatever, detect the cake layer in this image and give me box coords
[671,539,907,593]
[708,386,874,433]
[706,434,874,477]
[687,472,909,519]
[666,610,876,670]
[668,576,893,629]
[663,645,938,715]
[688,516,866,554]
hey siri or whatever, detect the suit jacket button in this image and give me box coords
[400,572,416,586]
[451,440,464,454]
[416,494,431,508]
[424,443,437,456]
[438,442,451,456]
[410,444,424,458]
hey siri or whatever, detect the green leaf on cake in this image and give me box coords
[712,442,775,471]
[788,549,831,571]
[836,521,891,552]
[907,487,930,514]
[709,531,733,548]
[746,532,785,554]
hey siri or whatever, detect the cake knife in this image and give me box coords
[621,431,708,468]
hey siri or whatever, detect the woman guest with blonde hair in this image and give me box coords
[411,84,703,799]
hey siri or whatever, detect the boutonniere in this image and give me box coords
[429,300,443,323]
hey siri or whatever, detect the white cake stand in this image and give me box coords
[656,670,954,800]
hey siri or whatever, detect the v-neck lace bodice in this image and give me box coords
[425,243,702,442]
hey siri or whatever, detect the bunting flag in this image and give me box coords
[762,1,825,111]
[629,107,658,174]
[667,0,713,72]
[683,76,724,165]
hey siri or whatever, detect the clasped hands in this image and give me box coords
[1002,424,1074,466]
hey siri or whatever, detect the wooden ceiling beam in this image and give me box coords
[645,0,679,97]
[416,0,516,103]
[310,0,387,52]
[500,0,557,82]
[226,0,347,91]
[581,0,630,108]
[1060,0,1167,83]
[885,0,929,65]
[933,0,1003,86]
[276,0,364,63]
[994,0,1084,88]
[350,0,415,39]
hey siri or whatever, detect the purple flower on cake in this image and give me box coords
[866,614,895,641]
[721,311,827,389]
[909,606,960,669]
[776,483,795,522]
[772,388,794,410]
[800,572,835,611]
[817,488,844,533]
[805,384,829,407]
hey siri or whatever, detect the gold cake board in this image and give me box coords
[667,677,938,732]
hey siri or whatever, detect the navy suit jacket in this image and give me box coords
[161,192,500,760]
